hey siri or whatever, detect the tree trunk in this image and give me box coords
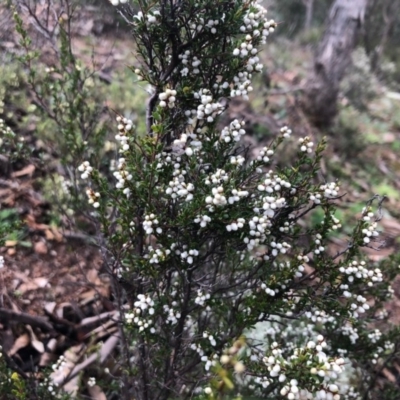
[370,0,400,72]
[303,0,314,31]
[301,0,369,127]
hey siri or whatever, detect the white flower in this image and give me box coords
[88,377,96,387]
[234,361,245,373]
[148,15,157,24]
[109,0,127,5]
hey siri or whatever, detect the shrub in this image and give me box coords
[2,1,400,399]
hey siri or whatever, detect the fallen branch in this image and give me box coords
[52,331,121,387]
[0,308,53,332]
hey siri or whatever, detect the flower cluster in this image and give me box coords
[51,355,67,372]
[298,136,314,153]
[145,245,171,264]
[113,157,132,196]
[205,186,227,207]
[193,89,224,122]
[228,188,249,205]
[368,329,382,344]
[330,214,342,230]
[169,131,203,157]
[78,161,93,179]
[88,377,96,387]
[38,377,57,396]
[348,293,369,318]
[194,290,211,307]
[205,168,229,186]
[146,11,160,25]
[190,342,218,371]
[179,51,201,76]
[231,71,255,99]
[226,218,246,232]
[260,282,278,297]
[220,119,246,143]
[194,214,211,228]
[159,89,177,108]
[280,126,292,138]
[163,304,181,325]
[166,175,194,201]
[190,342,205,359]
[143,214,161,235]
[162,153,196,201]
[0,118,11,133]
[258,337,344,400]
[361,211,379,244]
[339,260,383,287]
[313,233,325,255]
[132,10,161,25]
[258,174,290,213]
[230,155,245,166]
[257,146,274,163]
[205,18,219,34]
[179,248,199,265]
[232,6,276,59]
[320,182,340,199]
[86,188,100,208]
[203,331,217,347]
[109,0,127,6]
[341,323,360,344]
[116,116,134,152]
[303,308,335,324]
[125,294,156,333]
[46,354,69,394]
[60,176,72,194]
[310,182,340,204]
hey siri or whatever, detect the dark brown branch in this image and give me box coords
[0,308,53,332]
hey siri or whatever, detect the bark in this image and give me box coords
[301,0,369,127]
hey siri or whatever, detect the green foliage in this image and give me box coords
[0,61,27,119]
[332,105,367,159]
[0,118,31,171]
[341,49,380,112]
[0,208,28,247]
[15,10,107,168]
[12,6,127,224]
[0,351,71,400]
